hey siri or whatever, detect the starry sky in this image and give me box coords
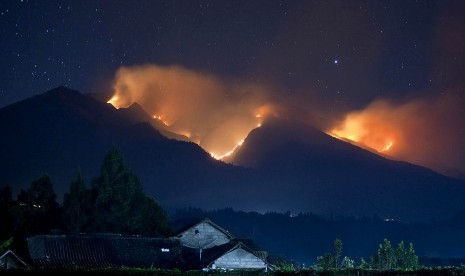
[1,0,463,108]
[1,0,465,176]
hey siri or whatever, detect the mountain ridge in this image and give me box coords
[229,117,465,220]
[1,86,464,222]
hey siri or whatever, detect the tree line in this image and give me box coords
[0,146,172,255]
[313,238,419,271]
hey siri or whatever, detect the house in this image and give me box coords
[26,233,183,269]
[0,249,29,269]
[175,218,271,271]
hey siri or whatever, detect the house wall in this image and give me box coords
[211,248,266,269]
[178,222,231,249]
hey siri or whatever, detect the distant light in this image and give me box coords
[161,248,170,252]
[334,59,338,64]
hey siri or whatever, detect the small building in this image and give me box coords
[0,249,29,270]
[175,218,270,271]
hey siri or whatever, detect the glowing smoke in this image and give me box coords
[329,89,465,177]
[108,64,272,158]
[107,63,465,177]
[329,100,403,154]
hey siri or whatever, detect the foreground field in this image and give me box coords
[2,267,465,276]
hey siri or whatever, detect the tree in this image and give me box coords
[62,171,89,233]
[368,239,419,271]
[315,238,353,270]
[275,260,297,272]
[334,238,343,268]
[26,175,57,208]
[89,146,172,235]
[406,243,419,269]
[397,242,419,270]
[140,196,172,236]
[377,238,397,271]
[316,252,336,270]
[341,256,355,268]
[396,241,407,269]
[9,175,61,259]
[13,174,61,236]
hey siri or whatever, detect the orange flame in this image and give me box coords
[328,101,401,155]
[379,141,393,152]
[211,139,245,160]
[152,114,170,126]
[325,91,465,178]
[107,95,120,107]
[107,64,274,160]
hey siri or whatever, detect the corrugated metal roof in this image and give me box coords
[27,234,182,269]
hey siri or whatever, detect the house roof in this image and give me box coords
[27,234,183,269]
[176,218,235,239]
[0,249,30,269]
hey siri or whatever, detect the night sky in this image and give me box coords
[1,0,465,176]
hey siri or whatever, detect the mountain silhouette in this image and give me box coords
[0,86,259,212]
[230,117,465,221]
[1,86,464,221]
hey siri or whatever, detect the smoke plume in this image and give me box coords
[329,88,465,177]
[107,63,465,178]
[108,64,274,158]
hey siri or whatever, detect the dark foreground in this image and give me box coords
[2,268,465,276]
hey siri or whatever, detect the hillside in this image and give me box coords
[1,86,464,221]
[230,117,465,221]
[0,86,259,212]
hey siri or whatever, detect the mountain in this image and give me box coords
[0,86,261,212]
[1,86,464,222]
[230,117,465,221]
[117,103,191,142]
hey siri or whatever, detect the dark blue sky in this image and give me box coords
[1,0,464,115]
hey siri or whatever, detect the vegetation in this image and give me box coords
[62,171,89,233]
[359,239,419,271]
[85,146,172,235]
[0,146,172,255]
[314,239,354,270]
[311,238,419,272]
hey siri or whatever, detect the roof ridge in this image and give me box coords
[176,218,235,239]
[0,249,30,268]
[201,218,234,239]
